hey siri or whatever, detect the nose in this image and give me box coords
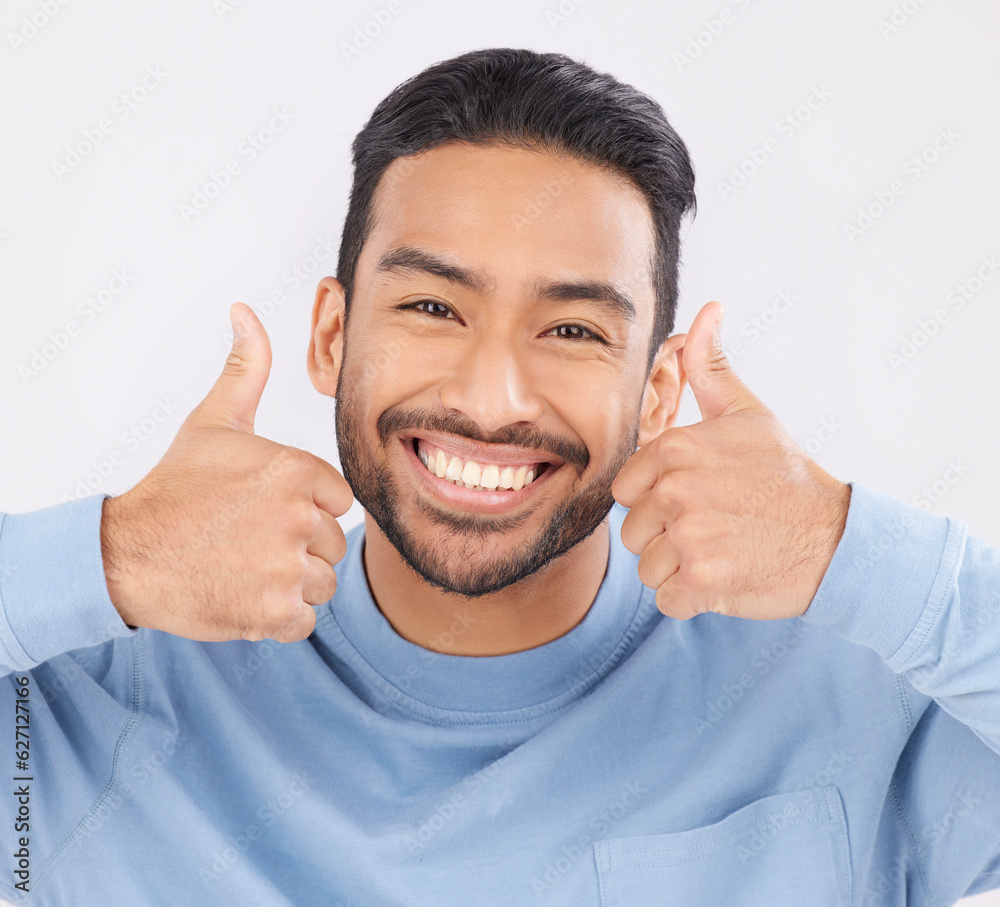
[437,332,545,433]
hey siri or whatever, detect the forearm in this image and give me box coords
[801,481,1000,753]
[0,495,139,676]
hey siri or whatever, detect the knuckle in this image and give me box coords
[295,613,317,642]
[710,596,731,616]
[268,447,312,485]
[262,594,298,630]
[305,505,324,535]
[274,606,315,643]
[223,350,252,379]
[280,549,310,581]
[241,622,267,642]
[666,516,689,547]
[294,447,318,473]
[618,513,637,553]
[332,530,348,564]
[323,569,339,600]
[686,558,714,589]
[286,447,318,478]
[271,626,298,644]
[287,501,322,537]
[704,349,731,377]
[636,555,655,588]
[264,548,298,583]
[660,425,692,452]
[652,474,679,507]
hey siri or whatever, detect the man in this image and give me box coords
[2,48,998,905]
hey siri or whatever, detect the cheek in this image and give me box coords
[567,392,637,469]
[348,331,418,392]
[561,368,635,425]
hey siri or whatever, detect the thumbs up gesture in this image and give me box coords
[611,301,852,622]
[100,303,354,643]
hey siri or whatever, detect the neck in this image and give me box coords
[360,515,611,656]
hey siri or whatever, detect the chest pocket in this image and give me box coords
[594,786,851,906]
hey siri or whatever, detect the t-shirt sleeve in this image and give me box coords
[801,480,1000,901]
[0,493,139,677]
[801,480,1000,753]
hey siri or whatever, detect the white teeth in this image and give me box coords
[461,460,482,486]
[414,439,548,492]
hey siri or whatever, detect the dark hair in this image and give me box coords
[336,47,697,378]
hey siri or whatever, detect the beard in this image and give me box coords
[333,340,639,598]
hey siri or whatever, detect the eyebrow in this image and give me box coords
[374,245,636,325]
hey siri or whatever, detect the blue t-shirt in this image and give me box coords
[1,482,999,905]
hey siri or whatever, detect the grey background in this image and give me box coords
[0,2,998,902]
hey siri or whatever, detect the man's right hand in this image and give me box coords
[100,302,354,644]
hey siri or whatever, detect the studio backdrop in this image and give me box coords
[1,2,998,902]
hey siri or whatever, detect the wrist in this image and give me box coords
[799,473,852,615]
[100,493,145,630]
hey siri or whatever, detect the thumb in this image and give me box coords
[682,300,762,421]
[192,303,272,433]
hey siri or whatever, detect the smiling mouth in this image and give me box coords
[410,437,551,492]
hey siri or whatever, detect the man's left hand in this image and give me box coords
[611,300,852,622]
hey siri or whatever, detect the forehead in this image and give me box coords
[361,141,656,301]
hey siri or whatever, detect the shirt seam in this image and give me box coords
[326,582,657,726]
[888,775,945,907]
[887,517,968,672]
[893,673,916,738]
[22,631,147,897]
[0,511,33,671]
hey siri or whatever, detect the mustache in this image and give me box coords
[376,406,590,472]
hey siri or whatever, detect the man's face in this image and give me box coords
[315,141,672,598]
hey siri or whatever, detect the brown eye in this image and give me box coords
[398,300,455,318]
[548,324,607,344]
[395,301,607,345]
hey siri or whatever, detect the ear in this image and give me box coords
[307,276,347,397]
[637,331,687,447]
